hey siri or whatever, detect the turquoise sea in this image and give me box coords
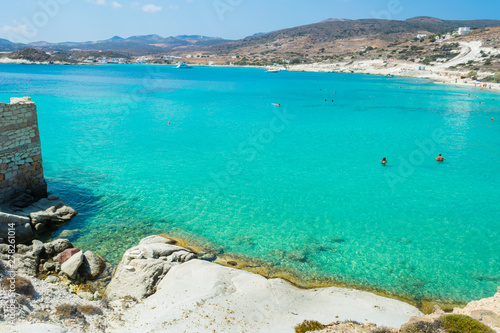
[1,64,499,304]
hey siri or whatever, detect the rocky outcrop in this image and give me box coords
[104,235,195,301]
[0,197,77,243]
[0,238,105,283]
[107,259,422,333]
[0,212,34,243]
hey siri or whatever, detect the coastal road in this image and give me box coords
[436,41,483,69]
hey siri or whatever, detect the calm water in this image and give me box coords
[1,64,499,304]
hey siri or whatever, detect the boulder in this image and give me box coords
[0,212,35,244]
[57,248,81,264]
[78,251,105,280]
[44,239,73,257]
[105,257,175,301]
[43,262,61,273]
[31,240,44,258]
[45,276,60,283]
[60,251,84,279]
[29,203,78,229]
[104,236,195,301]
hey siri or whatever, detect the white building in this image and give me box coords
[417,34,427,39]
[458,27,471,35]
[136,59,146,64]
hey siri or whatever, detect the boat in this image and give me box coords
[175,62,193,69]
[266,69,280,73]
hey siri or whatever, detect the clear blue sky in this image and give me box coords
[1,0,499,43]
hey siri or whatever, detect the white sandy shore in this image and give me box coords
[288,59,500,93]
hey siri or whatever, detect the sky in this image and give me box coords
[1,0,499,43]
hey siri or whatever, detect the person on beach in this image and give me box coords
[436,154,445,162]
[381,157,387,166]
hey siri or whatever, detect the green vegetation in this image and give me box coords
[401,316,494,333]
[440,314,494,333]
[294,320,325,333]
[468,70,478,80]
[483,72,500,83]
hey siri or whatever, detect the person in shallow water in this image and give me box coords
[381,157,387,165]
[436,154,445,162]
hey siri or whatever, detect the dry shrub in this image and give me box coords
[77,304,103,316]
[1,276,35,297]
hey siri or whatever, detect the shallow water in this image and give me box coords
[1,64,499,304]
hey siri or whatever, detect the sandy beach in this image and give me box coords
[287,59,500,93]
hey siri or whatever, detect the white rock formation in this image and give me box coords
[108,259,422,333]
[104,240,196,301]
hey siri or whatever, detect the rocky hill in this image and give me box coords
[203,17,500,58]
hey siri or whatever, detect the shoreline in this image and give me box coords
[2,59,499,94]
[158,231,468,314]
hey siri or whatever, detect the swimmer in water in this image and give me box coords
[381,157,387,166]
[436,154,445,162]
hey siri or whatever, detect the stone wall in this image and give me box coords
[0,97,47,204]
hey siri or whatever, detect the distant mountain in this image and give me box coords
[0,38,25,52]
[206,17,500,56]
[0,34,231,54]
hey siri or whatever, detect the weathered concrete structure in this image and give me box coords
[0,97,47,204]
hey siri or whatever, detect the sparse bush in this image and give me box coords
[55,304,80,319]
[55,304,87,325]
[440,314,494,333]
[373,327,394,333]
[77,304,103,316]
[401,320,443,333]
[28,310,50,322]
[1,276,35,298]
[467,71,478,80]
[295,320,325,333]
[344,319,363,325]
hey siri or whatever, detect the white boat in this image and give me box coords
[266,68,280,73]
[175,62,193,69]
